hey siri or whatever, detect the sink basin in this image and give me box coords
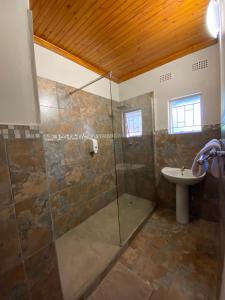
[161,167,206,225]
[161,167,205,186]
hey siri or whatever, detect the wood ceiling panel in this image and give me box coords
[64,0,151,52]
[80,9,205,65]
[44,1,92,41]
[92,16,207,66]
[36,0,78,37]
[33,0,64,31]
[74,1,206,61]
[55,0,115,46]
[73,1,172,53]
[30,0,217,82]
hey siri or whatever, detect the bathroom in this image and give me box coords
[0,0,225,299]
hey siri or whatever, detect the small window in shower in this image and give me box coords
[123,109,142,137]
[169,93,202,134]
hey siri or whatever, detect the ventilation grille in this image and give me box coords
[160,72,172,83]
[192,59,208,71]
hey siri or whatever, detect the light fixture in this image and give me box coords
[206,0,220,38]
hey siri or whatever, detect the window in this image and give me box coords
[169,94,202,134]
[123,110,142,137]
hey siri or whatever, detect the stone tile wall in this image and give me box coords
[155,124,221,221]
[38,77,118,238]
[0,133,63,300]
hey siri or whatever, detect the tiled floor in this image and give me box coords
[88,262,153,300]
[56,194,155,300]
[117,209,219,300]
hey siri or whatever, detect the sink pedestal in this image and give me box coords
[176,184,189,224]
[161,167,205,225]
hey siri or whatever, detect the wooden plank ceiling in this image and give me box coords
[30,0,216,83]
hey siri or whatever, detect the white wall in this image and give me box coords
[219,0,225,126]
[34,44,119,101]
[0,0,39,125]
[119,44,220,130]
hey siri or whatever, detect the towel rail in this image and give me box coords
[197,140,225,165]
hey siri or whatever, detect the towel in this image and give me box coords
[192,139,221,178]
[211,156,220,178]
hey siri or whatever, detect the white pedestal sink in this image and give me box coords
[161,167,205,224]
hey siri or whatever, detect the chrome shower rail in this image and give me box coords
[69,71,112,96]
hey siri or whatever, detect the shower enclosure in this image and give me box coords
[38,74,156,300]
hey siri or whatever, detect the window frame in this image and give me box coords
[168,93,202,135]
[123,109,143,138]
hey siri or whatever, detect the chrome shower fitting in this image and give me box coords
[197,141,225,165]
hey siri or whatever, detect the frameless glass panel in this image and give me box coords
[38,76,121,300]
[112,92,156,244]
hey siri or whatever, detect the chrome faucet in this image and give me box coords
[181,166,185,175]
